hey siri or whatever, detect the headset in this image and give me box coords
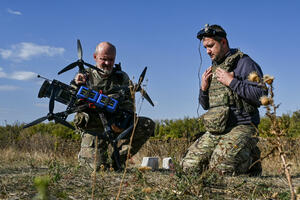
[197,24,227,41]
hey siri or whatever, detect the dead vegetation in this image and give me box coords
[1,137,300,199]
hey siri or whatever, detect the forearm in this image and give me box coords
[229,56,267,106]
[199,89,210,110]
[229,78,267,106]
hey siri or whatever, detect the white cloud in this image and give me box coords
[10,71,37,80]
[0,68,7,78]
[0,85,19,91]
[0,42,65,61]
[0,49,12,59]
[7,8,22,15]
[0,68,37,81]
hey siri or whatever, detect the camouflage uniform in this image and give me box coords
[181,50,263,175]
[181,125,259,175]
[74,68,154,170]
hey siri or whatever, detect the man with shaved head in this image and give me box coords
[75,42,116,84]
[73,42,153,171]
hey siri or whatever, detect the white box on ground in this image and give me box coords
[141,157,159,170]
[162,157,173,169]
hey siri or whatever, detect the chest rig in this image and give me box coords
[87,68,124,94]
[203,50,247,133]
[208,50,243,108]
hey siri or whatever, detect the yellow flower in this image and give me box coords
[100,164,105,171]
[260,96,271,105]
[248,71,260,83]
[263,74,274,85]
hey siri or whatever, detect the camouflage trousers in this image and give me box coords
[181,124,261,175]
[77,117,155,170]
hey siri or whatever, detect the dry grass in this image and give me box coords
[1,138,300,199]
[258,138,300,176]
[133,137,300,176]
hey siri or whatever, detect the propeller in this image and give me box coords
[23,116,48,129]
[23,86,75,130]
[140,88,154,107]
[135,67,154,107]
[108,67,154,107]
[136,67,147,91]
[58,39,103,75]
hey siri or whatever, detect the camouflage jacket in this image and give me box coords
[200,49,266,126]
[74,67,134,129]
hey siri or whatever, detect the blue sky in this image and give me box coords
[0,1,300,125]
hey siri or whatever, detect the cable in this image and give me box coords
[197,41,203,118]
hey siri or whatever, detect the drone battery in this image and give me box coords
[96,94,118,113]
[76,86,99,103]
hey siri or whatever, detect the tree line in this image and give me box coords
[154,109,300,139]
[0,110,299,146]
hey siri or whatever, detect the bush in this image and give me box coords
[258,110,300,138]
[154,117,205,139]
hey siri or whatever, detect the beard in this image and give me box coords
[101,68,113,76]
[212,54,222,63]
[212,49,227,64]
[98,65,113,77]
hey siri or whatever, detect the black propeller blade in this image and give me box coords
[58,39,104,75]
[83,61,104,73]
[77,39,82,60]
[136,67,147,91]
[133,67,154,107]
[140,88,155,107]
[57,62,78,75]
[23,116,48,129]
[54,117,75,130]
[49,87,56,114]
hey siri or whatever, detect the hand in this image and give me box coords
[201,66,212,91]
[215,68,234,86]
[75,73,86,85]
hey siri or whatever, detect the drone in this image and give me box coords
[23,39,154,169]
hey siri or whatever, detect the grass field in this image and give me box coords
[1,137,300,199]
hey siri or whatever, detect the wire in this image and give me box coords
[197,41,203,118]
[137,95,144,116]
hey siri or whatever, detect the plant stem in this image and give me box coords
[91,135,98,200]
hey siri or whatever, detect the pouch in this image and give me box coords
[203,106,230,133]
[74,112,89,129]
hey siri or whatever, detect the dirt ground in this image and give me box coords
[1,140,300,200]
[1,160,300,199]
